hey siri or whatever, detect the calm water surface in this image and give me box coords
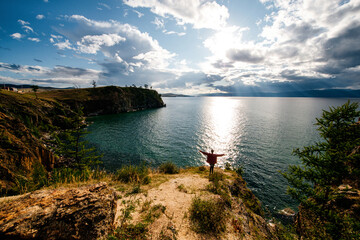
[86,97,360,213]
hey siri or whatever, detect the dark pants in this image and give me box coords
[210,164,214,174]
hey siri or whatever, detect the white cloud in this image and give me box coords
[54,39,73,50]
[28,37,40,42]
[18,19,29,25]
[152,17,164,29]
[64,15,176,71]
[123,0,229,29]
[98,3,111,10]
[22,25,34,33]
[133,10,144,18]
[0,62,100,87]
[77,34,126,54]
[10,33,23,40]
[36,14,45,20]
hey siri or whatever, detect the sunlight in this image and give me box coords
[199,98,243,166]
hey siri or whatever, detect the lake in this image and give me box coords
[86,97,360,213]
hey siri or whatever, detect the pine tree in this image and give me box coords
[56,106,102,169]
[282,101,360,239]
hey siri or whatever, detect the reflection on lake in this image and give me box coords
[86,97,360,212]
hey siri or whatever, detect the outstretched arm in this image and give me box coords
[199,150,208,155]
[215,154,225,157]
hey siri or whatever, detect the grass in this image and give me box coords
[114,164,150,184]
[189,197,228,234]
[159,162,180,174]
[230,177,264,216]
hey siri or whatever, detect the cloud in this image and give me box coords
[197,0,360,94]
[10,33,23,40]
[123,0,229,29]
[28,37,40,42]
[54,39,74,50]
[18,19,30,25]
[152,17,164,29]
[36,14,45,20]
[0,62,100,87]
[226,49,264,64]
[34,59,43,63]
[77,34,126,54]
[57,15,176,70]
[22,25,34,33]
[98,3,111,10]
[133,10,144,18]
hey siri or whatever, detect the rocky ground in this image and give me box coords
[0,167,287,240]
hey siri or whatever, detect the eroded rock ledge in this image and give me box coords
[0,182,116,240]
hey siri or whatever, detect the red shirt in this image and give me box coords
[199,151,225,165]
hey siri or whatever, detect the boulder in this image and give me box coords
[0,182,116,240]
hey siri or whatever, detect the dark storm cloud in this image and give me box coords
[319,24,360,74]
[212,60,234,69]
[285,22,323,43]
[51,65,94,77]
[226,49,264,63]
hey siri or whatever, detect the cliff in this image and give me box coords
[0,90,76,194]
[0,87,165,194]
[38,86,165,116]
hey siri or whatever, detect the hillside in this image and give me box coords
[0,167,288,240]
[38,86,165,116]
[0,87,165,195]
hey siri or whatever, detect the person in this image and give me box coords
[199,149,225,174]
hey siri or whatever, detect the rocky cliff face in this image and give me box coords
[0,182,116,240]
[0,87,165,194]
[39,86,165,116]
[0,91,75,194]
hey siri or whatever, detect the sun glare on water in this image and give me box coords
[199,98,244,166]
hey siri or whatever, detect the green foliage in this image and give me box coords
[32,162,49,188]
[143,204,166,224]
[224,162,232,170]
[282,101,360,239]
[235,165,244,176]
[230,177,264,216]
[189,197,228,234]
[159,161,180,174]
[110,223,149,240]
[115,164,150,184]
[198,166,206,171]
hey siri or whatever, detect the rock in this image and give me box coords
[0,182,116,240]
[279,207,295,217]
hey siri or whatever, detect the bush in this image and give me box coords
[189,197,228,234]
[115,164,150,184]
[198,166,206,171]
[159,162,179,174]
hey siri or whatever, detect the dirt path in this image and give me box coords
[115,174,211,239]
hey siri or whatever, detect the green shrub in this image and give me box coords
[111,223,149,240]
[224,162,232,171]
[189,197,228,234]
[115,165,150,184]
[198,166,206,171]
[32,162,48,188]
[159,162,179,174]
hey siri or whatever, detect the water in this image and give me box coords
[86,97,360,213]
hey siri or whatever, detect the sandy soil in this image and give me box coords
[115,173,213,239]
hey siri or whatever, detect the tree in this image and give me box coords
[92,80,97,88]
[32,85,39,99]
[55,106,102,169]
[144,84,148,89]
[282,101,360,239]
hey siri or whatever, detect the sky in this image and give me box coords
[0,0,360,95]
